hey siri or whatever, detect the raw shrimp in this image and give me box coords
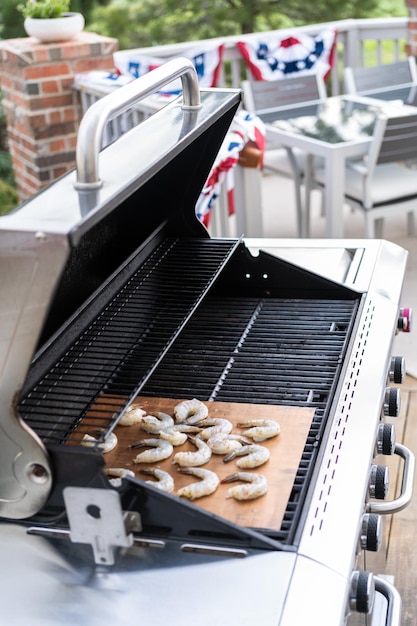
[197,418,233,440]
[105,467,135,479]
[173,436,212,467]
[141,412,174,434]
[81,430,118,453]
[105,467,135,487]
[177,467,220,500]
[160,424,201,446]
[237,419,281,442]
[222,444,270,469]
[222,472,268,501]
[174,398,208,425]
[207,433,249,455]
[119,405,146,426]
[132,438,173,463]
[141,468,174,493]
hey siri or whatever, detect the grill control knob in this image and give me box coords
[350,570,375,614]
[389,356,405,384]
[369,465,390,500]
[376,423,396,456]
[397,307,412,332]
[383,387,401,417]
[361,513,383,552]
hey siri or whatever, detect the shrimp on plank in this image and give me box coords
[197,418,233,440]
[222,472,268,501]
[132,438,173,464]
[160,424,201,446]
[174,398,208,425]
[237,419,280,442]
[141,468,174,493]
[141,412,174,434]
[105,467,135,487]
[105,467,135,479]
[207,433,250,455]
[173,436,212,467]
[119,405,146,426]
[81,429,118,453]
[177,467,219,500]
[222,444,270,469]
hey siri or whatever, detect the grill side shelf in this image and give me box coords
[18,238,240,445]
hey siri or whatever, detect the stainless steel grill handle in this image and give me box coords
[74,57,201,191]
[367,443,415,514]
[373,576,402,626]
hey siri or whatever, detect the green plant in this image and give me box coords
[17,0,71,19]
[0,179,19,215]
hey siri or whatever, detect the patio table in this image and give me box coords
[260,94,417,238]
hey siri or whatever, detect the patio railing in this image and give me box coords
[106,18,408,95]
[75,17,408,109]
[73,17,409,237]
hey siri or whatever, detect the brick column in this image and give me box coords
[0,32,118,201]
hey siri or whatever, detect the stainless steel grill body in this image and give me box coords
[0,62,412,625]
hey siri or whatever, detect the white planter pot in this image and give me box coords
[24,12,85,43]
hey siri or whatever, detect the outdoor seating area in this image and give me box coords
[70,18,417,242]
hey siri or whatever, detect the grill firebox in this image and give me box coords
[18,237,360,542]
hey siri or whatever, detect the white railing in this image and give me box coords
[75,18,408,106]
[109,18,408,96]
[73,17,409,237]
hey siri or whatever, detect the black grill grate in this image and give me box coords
[141,297,354,405]
[18,238,239,444]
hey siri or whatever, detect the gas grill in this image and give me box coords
[0,59,414,625]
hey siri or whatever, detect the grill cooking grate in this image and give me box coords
[18,238,239,444]
[141,297,354,405]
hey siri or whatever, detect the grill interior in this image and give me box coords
[18,237,360,542]
[141,295,358,541]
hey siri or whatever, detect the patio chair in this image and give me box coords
[311,111,417,238]
[343,57,417,97]
[241,73,327,236]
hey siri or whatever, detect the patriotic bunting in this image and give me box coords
[196,110,265,228]
[238,29,337,81]
[113,43,225,94]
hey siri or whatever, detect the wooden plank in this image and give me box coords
[102,397,315,531]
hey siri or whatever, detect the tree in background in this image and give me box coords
[1,0,405,47]
[88,0,381,49]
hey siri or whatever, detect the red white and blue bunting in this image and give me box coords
[237,29,337,81]
[196,110,265,228]
[113,42,225,94]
